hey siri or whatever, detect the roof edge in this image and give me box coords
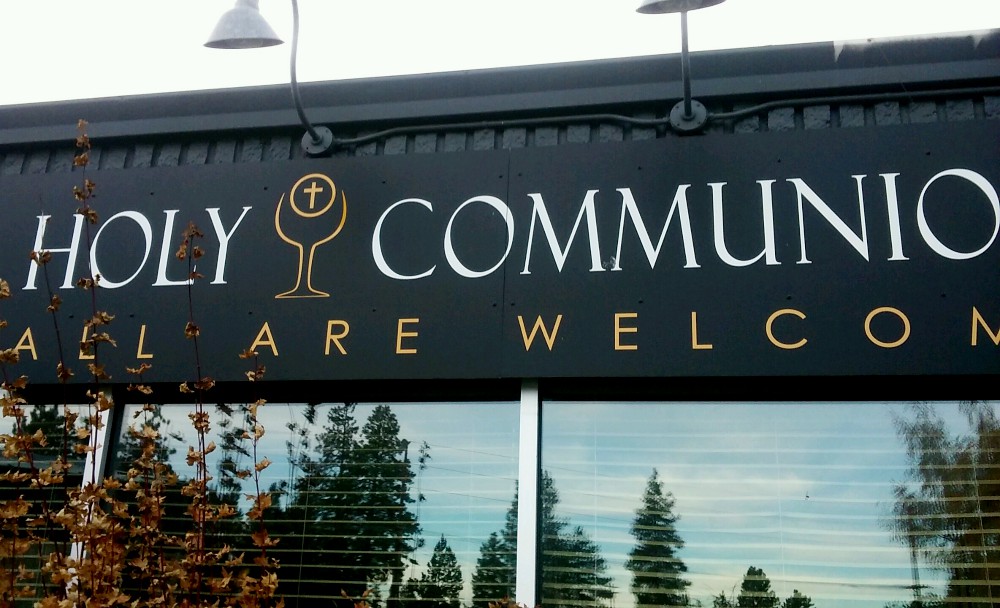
[1,29,998,148]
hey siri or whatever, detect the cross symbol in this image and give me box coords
[303,181,324,210]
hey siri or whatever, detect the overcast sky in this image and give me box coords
[4,1,995,603]
[1,0,998,107]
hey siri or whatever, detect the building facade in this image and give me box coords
[1,30,999,608]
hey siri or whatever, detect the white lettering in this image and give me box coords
[25,214,85,290]
[710,181,778,267]
[917,169,999,260]
[207,206,253,284]
[153,210,191,287]
[373,198,436,280]
[521,190,604,274]
[613,186,699,270]
[444,196,514,278]
[91,211,153,289]
[791,176,869,264]
[880,173,908,261]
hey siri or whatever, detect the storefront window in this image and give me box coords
[540,400,1000,608]
[111,400,519,608]
[0,403,89,604]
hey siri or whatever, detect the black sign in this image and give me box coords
[1,121,998,383]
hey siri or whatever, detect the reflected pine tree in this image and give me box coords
[890,400,1000,606]
[0,405,87,602]
[736,566,777,608]
[882,599,943,608]
[402,535,463,608]
[270,403,362,605]
[358,405,422,608]
[471,479,519,607]
[20,405,74,461]
[625,468,689,607]
[471,531,514,606]
[713,570,814,608]
[115,404,246,549]
[270,403,421,608]
[471,471,614,608]
[780,589,814,608]
[115,405,181,466]
[114,404,263,596]
[112,403,188,600]
[214,402,250,508]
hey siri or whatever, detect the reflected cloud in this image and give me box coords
[542,401,983,608]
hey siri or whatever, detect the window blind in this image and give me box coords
[540,401,999,608]
[112,401,519,608]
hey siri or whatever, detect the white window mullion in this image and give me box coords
[81,398,113,488]
[516,379,540,606]
[71,394,114,565]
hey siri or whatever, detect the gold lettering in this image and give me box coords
[766,309,807,350]
[396,318,419,355]
[249,322,279,356]
[325,320,350,355]
[14,328,37,361]
[864,307,910,348]
[136,324,153,360]
[614,312,638,351]
[517,315,563,351]
[971,307,1000,346]
[79,325,94,360]
[690,311,713,350]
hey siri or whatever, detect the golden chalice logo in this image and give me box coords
[274,173,347,298]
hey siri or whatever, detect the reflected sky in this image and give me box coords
[115,400,520,603]
[541,401,982,608]
[111,399,993,608]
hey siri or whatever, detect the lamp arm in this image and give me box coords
[679,10,692,119]
[290,0,335,155]
[290,0,319,142]
[667,8,708,133]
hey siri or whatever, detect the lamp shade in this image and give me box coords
[205,0,283,49]
[636,0,726,14]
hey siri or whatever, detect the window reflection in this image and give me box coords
[540,401,1000,608]
[112,401,518,608]
[0,403,89,604]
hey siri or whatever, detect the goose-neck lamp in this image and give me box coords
[637,0,726,133]
[205,0,335,156]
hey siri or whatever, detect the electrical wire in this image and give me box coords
[322,84,1000,149]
